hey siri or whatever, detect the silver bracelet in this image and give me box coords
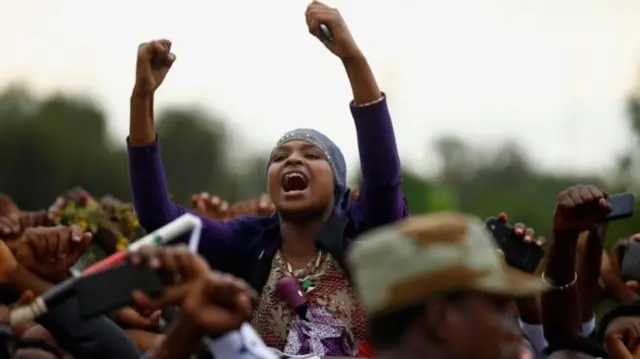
[541,271,577,290]
[354,96,385,108]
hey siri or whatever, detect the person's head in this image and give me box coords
[267,129,347,223]
[348,212,547,359]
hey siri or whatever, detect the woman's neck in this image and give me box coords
[279,214,329,268]
[280,220,323,255]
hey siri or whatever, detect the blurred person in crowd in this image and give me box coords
[0,190,162,353]
[0,222,141,359]
[347,212,547,359]
[129,246,263,359]
[127,1,406,355]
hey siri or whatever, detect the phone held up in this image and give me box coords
[484,218,545,273]
[610,192,640,281]
[606,192,635,221]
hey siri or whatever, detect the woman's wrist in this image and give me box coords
[340,50,366,67]
[129,95,156,147]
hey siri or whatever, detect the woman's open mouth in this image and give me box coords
[281,171,309,196]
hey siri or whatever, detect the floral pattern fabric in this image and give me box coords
[251,251,368,353]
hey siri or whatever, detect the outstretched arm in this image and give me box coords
[304,2,406,232]
[128,40,236,270]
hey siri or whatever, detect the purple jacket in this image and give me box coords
[127,97,407,279]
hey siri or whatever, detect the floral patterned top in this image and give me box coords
[251,251,368,352]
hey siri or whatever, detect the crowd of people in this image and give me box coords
[0,1,639,359]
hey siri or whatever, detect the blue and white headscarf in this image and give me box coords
[271,128,351,210]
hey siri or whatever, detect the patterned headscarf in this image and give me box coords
[271,128,351,210]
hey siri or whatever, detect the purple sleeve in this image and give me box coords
[127,137,236,268]
[348,96,407,233]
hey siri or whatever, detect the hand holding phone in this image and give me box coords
[485,217,545,273]
[75,263,163,320]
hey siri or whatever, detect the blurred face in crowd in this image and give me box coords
[420,293,523,359]
[268,141,334,222]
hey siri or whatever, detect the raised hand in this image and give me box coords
[229,194,275,218]
[553,185,611,232]
[305,1,361,60]
[15,225,92,283]
[0,211,51,239]
[129,245,212,307]
[497,212,546,247]
[130,246,256,336]
[191,193,230,221]
[133,39,176,97]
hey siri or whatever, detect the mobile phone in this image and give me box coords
[319,24,333,42]
[485,218,545,273]
[621,240,640,281]
[75,263,163,320]
[607,193,635,221]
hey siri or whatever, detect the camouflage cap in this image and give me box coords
[347,212,548,316]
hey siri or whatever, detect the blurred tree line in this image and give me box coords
[0,82,639,246]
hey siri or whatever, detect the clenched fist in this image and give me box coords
[133,39,176,97]
[553,185,611,232]
[305,1,361,60]
[16,225,92,283]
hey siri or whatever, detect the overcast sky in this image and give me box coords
[1,0,639,177]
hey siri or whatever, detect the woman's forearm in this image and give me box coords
[129,95,156,147]
[576,231,602,322]
[342,55,382,105]
[542,232,581,342]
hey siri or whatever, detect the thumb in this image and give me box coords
[15,290,34,306]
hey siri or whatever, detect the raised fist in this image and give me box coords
[16,225,92,283]
[553,185,611,232]
[305,1,361,60]
[133,39,176,97]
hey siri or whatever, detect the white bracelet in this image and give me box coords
[354,96,384,108]
[541,272,577,290]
